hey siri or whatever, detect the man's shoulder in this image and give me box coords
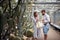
[45,13,50,17]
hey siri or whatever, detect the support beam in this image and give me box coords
[20,2,60,4]
[33,2,60,4]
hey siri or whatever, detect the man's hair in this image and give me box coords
[41,10,45,12]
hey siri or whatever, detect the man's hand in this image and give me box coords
[42,19,47,25]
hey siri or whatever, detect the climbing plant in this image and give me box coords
[0,0,33,40]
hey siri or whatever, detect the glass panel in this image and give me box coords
[26,0,60,26]
[53,10,60,26]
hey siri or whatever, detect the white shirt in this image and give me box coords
[31,16,42,38]
[42,13,50,23]
[31,16,39,25]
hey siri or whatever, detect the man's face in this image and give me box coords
[42,11,45,15]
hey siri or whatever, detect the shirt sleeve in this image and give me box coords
[31,17,36,23]
[47,15,50,22]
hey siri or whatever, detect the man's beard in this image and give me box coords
[42,14,45,15]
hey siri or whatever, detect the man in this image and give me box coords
[41,10,50,40]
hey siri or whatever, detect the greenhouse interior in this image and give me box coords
[0,0,60,40]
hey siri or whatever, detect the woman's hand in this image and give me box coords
[42,19,44,23]
[36,17,39,22]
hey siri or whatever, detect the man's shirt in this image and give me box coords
[43,13,50,24]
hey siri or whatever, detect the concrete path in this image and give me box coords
[23,27,60,40]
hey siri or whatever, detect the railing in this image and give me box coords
[50,23,60,31]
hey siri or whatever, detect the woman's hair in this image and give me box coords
[34,12,37,17]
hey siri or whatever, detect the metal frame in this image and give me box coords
[33,2,60,4]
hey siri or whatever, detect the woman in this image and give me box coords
[31,11,42,40]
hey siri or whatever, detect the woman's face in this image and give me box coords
[34,12,38,17]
